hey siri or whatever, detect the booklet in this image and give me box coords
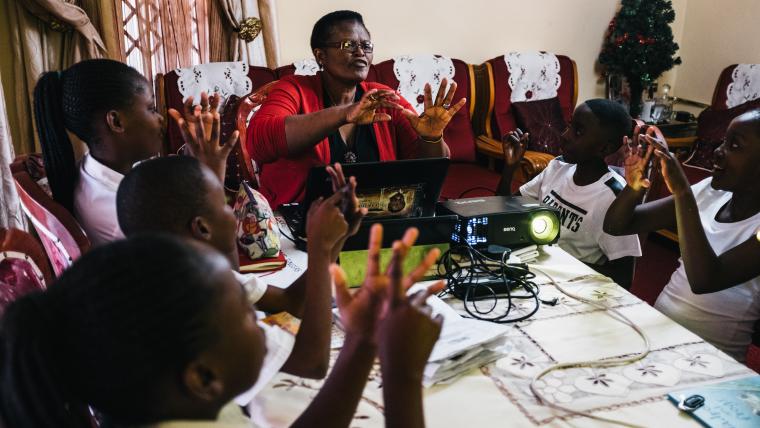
[667,375,760,428]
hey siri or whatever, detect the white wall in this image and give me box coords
[274,0,633,102]
[672,0,760,104]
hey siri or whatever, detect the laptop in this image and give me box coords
[280,157,451,240]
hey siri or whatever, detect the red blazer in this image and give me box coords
[247,73,420,208]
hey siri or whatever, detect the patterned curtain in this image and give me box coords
[117,0,209,84]
[4,0,108,155]
[0,71,25,230]
[209,0,280,67]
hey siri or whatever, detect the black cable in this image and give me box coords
[437,244,544,323]
[457,186,496,199]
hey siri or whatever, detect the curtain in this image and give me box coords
[209,0,280,68]
[0,71,25,230]
[115,0,210,83]
[5,0,107,155]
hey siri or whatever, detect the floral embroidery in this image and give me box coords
[393,55,456,114]
[684,355,710,368]
[587,373,612,387]
[511,355,535,370]
[726,64,760,108]
[636,365,663,377]
[504,52,561,103]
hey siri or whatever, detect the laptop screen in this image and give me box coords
[303,157,451,219]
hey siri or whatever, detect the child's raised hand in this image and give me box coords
[376,233,444,379]
[326,163,367,237]
[648,135,690,196]
[502,128,529,168]
[330,224,388,342]
[623,134,655,191]
[306,192,349,252]
[168,91,238,182]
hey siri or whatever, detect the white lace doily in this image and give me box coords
[393,55,456,114]
[504,52,561,102]
[726,63,760,108]
[293,58,320,76]
[175,61,252,108]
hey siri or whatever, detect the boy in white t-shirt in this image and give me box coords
[604,110,760,361]
[497,99,641,286]
[116,156,364,380]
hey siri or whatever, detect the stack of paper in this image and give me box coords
[419,287,510,386]
[333,283,510,387]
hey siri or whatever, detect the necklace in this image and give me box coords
[324,86,359,163]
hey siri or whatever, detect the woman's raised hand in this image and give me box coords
[345,89,403,125]
[401,78,467,141]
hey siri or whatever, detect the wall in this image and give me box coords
[671,0,760,104]
[274,0,631,102]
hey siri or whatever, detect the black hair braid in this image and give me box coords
[34,71,78,213]
[0,235,224,427]
[33,59,147,213]
[310,10,369,51]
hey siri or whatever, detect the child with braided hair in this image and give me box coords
[0,230,442,427]
[33,59,234,246]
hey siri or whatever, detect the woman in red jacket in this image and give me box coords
[248,10,466,208]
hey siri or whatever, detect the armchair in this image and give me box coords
[11,154,90,277]
[155,61,276,191]
[474,52,578,189]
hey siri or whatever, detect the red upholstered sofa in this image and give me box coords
[472,53,578,191]
[157,53,579,202]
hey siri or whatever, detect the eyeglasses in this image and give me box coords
[323,40,374,53]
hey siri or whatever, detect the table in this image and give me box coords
[251,244,755,427]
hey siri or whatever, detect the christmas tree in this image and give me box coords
[598,0,682,116]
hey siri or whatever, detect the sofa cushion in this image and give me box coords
[512,97,566,156]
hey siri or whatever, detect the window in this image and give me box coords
[119,0,208,80]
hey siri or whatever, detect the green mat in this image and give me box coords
[339,243,449,287]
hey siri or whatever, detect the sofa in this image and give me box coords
[155,52,580,202]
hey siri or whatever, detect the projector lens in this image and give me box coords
[530,213,559,244]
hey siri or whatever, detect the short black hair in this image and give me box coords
[310,10,369,50]
[584,98,633,150]
[0,234,224,426]
[117,156,211,237]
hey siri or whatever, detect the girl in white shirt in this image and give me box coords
[33,59,233,246]
[0,230,444,427]
[604,110,760,361]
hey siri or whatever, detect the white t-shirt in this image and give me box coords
[655,178,760,362]
[233,270,268,305]
[74,153,124,246]
[520,158,641,264]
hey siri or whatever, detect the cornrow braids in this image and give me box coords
[310,10,369,50]
[0,234,225,427]
[33,59,147,212]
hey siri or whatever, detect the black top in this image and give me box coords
[324,85,379,164]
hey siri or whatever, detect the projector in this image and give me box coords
[437,196,560,248]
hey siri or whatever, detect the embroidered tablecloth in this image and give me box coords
[250,245,755,427]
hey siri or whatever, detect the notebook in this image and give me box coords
[667,375,760,428]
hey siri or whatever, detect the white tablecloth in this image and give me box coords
[251,244,755,427]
